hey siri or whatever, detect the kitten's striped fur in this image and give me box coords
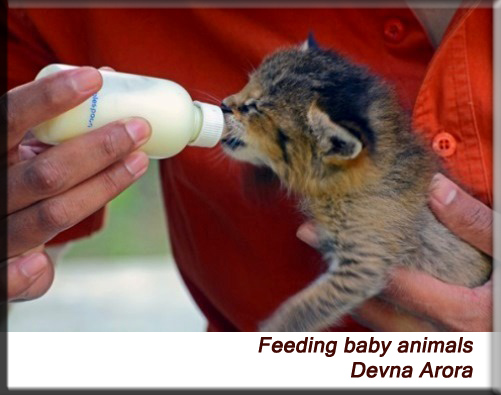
[221,37,491,332]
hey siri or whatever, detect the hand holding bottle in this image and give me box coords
[32,64,224,158]
[2,66,151,302]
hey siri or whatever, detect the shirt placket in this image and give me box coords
[448,23,490,204]
[412,6,491,205]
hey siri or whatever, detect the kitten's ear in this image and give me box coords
[300,32,319,51]
[307,102,363,161]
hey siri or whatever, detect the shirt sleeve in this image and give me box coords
[8,9,107,246]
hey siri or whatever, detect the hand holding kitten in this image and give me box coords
[297,173,493,331]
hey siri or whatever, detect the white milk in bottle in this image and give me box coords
[32,64,224,159]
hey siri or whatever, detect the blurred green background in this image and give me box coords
[65,160,172,260]
[9,160,207,331]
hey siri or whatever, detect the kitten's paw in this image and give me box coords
[258,315,290,332]
[258,303,313,332]
[258,294,345,332]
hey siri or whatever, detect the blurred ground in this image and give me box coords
[8,257,206,332]
[8,161,207,332]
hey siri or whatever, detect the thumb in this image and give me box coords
[428,173,493,256]
[3,252,55,303]
[296,221,319,248]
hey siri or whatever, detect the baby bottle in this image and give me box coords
[31,64,224,159]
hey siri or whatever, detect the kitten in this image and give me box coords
[220,36,492,332]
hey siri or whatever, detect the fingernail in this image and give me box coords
[296,223,318,247]
[18,253,47,278]
[70,67,102,93]
[430,173,457,206]
[125,118,151,147]
[124,151,149,178]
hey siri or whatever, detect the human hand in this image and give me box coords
[296,173,493,331]
[2,66,151,302]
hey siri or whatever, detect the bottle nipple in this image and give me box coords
[189,101,225,148]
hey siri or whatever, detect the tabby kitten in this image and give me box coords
[220,36,491,332]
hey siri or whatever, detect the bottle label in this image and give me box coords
[87,93,99,128]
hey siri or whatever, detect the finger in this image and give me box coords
[352,297,439,331]
[18,143,50,161]
[7,151,149,257]
[8,117,151,213]
[429,173,493,256]
[296,221,319,248]
[4,66,102,149]
[5,252,55,302]
[19,133,53,157]
[7,133,51,163]
[382,267,492,331]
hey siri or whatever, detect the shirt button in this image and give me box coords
[432,132,457,157]
[384,18,406,43]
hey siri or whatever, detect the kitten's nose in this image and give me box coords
[220,102,233,113]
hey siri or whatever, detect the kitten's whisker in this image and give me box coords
[205,146,231,168]
[191,89,222,105]
[242,57,257,75]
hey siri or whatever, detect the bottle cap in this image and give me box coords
[189,101,225,148]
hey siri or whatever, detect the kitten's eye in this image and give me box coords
[239,100,260,114]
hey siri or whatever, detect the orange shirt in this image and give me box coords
[7,3,492,331]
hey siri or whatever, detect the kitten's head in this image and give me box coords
[221,36,401,195]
